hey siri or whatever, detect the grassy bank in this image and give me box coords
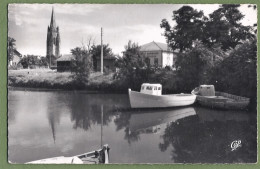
[8,69,124,93]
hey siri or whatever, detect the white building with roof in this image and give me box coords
[140,41,177,68]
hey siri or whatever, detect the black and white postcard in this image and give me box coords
[8,4,257,164]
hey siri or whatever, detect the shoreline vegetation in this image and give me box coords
[7,68,183,94]
[8,69,125,93]
[8,60,257,111]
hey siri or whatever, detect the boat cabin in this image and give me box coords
[140,83,162,95]
[198,85,215,96]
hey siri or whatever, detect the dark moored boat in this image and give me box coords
[192,85,250,110]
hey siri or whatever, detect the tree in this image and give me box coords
[203,5,253,50]
[8,37,17,64]
[39,57,49,67]
[71,47,93,84]
[160,6,206,52]
[90,44,114,71]
[175,41,226,91]
[19,55,41,69]
[114,40,152,90]
[248,5,257,34]
[81,35,96,52]
[19,57,28,69]
[211,37,257,102]
[161,5,254,52]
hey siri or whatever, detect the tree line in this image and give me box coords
[114,4,257,106]
[160,5,257,101]
[160,4,255,52]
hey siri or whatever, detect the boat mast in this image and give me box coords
[101,27,103,74]
[101,104,103,148]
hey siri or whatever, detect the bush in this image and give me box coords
[210,38,257,100]
[8,63,22,70]
[71,47,93,84]
[175,42,225,92]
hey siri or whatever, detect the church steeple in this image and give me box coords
[46,7,61,67]
[50,7,56,29]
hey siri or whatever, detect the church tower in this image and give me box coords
[46,7,60,67]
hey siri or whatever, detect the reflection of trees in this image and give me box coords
[114,111,131,131]
[8,92,21,124]
[124,127,140,145]
[69,95,118,131]
[114,111,141,145]
[159,115,257,163]
[8,102,17,124]
[70,104,112,131]
[70,104,92,131]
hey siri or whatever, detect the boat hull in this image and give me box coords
[128,89,196,108]
[26,145,109,164]
[195,92,250,110]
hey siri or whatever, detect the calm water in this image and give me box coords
[8,90,257,163]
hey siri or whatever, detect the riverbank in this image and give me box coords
[8,69,125,93]
[8,69,257,111]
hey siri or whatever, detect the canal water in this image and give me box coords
[8,90,257,163]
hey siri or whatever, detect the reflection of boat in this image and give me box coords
[26,145,109,164]
[129,107,196,133]
[195,107,250,122]
[192,85,250,110]
[128,83,196,108]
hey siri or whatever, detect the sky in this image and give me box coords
[8,4,257,56]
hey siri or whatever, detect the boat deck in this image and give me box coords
[81,157,100,164]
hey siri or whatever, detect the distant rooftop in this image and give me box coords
[96,55,117,60]
[57,54,75,61]
[57,54,116,61]
[140,41,171,52]
[14,49,22,57]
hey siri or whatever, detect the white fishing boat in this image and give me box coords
[26,144,109,164]
[128,83,196,108]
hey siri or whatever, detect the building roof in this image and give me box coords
[96,55,116,60]
[140,41,171,52]
[57,54,75,61]
[14,49,22,57]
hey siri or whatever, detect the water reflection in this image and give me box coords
[159,108,257,163]
[128,107,196,133]
[8,90,256,163]
[48,111,59,143]
[68,94,128,131]
[115,107,197,145]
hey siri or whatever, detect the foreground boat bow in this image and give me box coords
[26,144,110,164]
